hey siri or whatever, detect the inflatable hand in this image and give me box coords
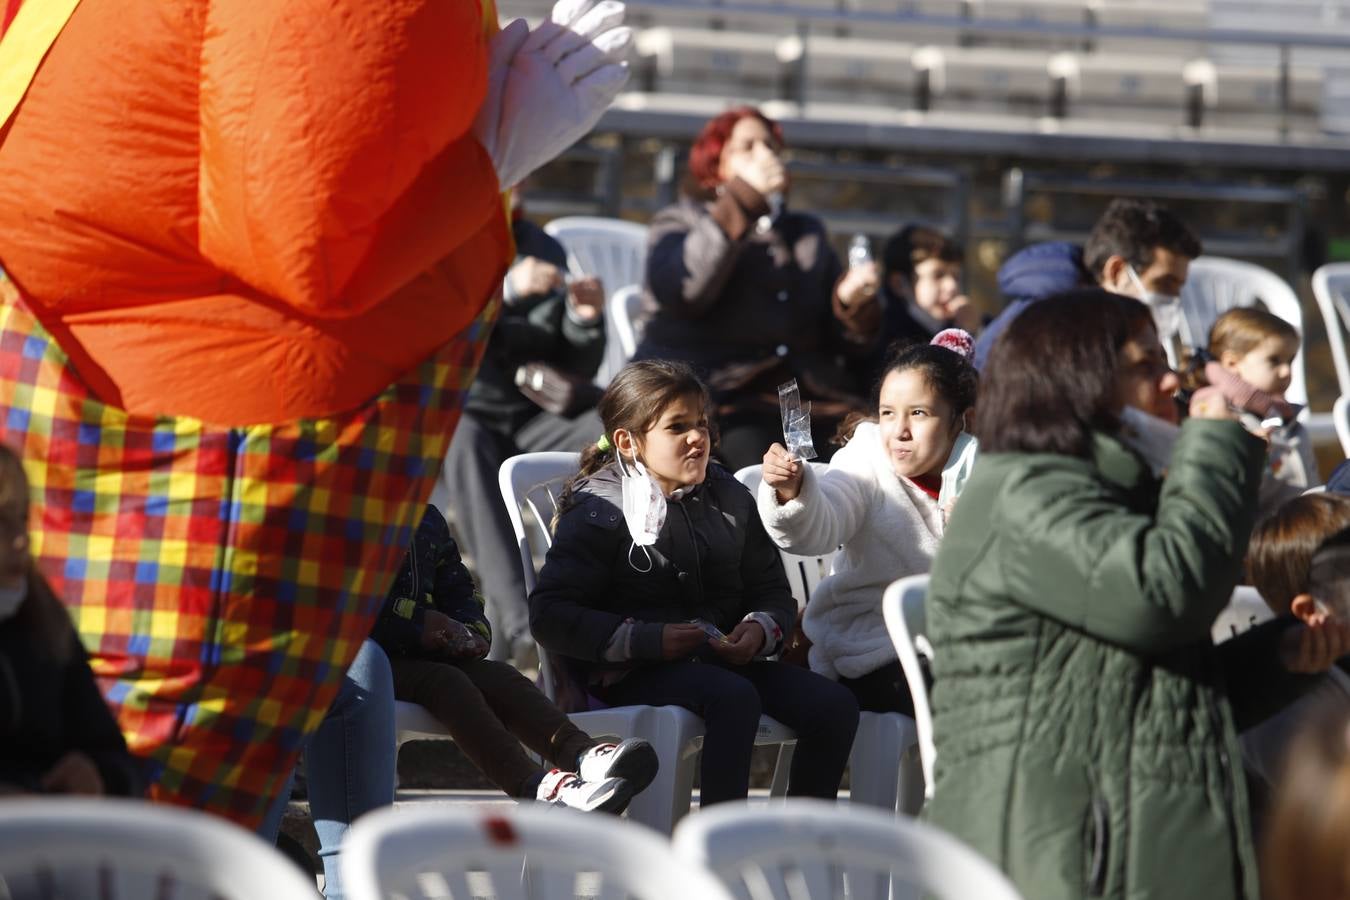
[473,0,633,189]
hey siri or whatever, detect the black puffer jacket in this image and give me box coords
[529,461,794,673]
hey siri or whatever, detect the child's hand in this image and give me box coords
[762,443,805,503]
[661,623,708,660]
[710,621,766,666]
[40,751,104,795]
[1279,616,1350,673]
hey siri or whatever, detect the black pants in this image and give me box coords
[837,660,915,715]
[438,408,603,662]
[596,657,859,806]
[390,656,596,798]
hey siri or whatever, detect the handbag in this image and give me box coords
[514,362,603,418]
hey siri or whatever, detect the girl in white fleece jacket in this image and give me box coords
[757,333,978,713]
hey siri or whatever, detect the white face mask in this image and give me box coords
[615,443,667,572]
[1126,266,1183,346]
[0,580,27,622]
[1117,405,1180,478]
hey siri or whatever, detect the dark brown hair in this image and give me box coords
[975,289,1155,458]
[557,360,712,517]
[1082,198,1203,280]
[1263,699,1350,900]
[881,225,963,283]
[836,340,978,446]
[1208,306,1301,361]
[1248,494,1350,614]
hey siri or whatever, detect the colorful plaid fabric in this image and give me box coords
[0,268,496,827]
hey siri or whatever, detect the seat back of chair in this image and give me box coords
[1180,256,1307,406]
[498,452,583,700]
[595,284,645,386]
[1313,263,1350,401]
[883,575,935,802]
[0,798,318,900]
[671,798,1024,900]
[1210,584,1274,644]
[543,216,649,295]
[733,463,839,609]
[343,803,735,900]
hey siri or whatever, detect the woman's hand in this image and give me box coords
[836,262,880,309]
[661,623,709,660]
[762,443,804,503]
[508,256,565,298]
[1279,616,1350,673]
[710,621,766,666]
[728,142,786,198]
[40,752,104,795]
[1188,385,1238,421]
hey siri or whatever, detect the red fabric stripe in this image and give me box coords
[1,0,23,40]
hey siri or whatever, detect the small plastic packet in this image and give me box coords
[689,618,730,643]
[778,378,818,461]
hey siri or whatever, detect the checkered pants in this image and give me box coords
[0,269,494,826]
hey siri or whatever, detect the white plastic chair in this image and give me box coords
[498,452,797,833]
[671,798,1025,900]
[343,803,735,900]
[882,575,936,804]
[1210,584,1275,644]
[0,797,317,900]
[734,464,923,813]
[1335,395,1350,458]
[733,464,837,609]
[1313,263,1350,401]
[543,217,649,386]
[1179,256,1308,407]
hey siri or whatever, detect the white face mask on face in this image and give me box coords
[0,580,27,622]
[616,442,667,572]
[1126,266,1183,348]
[1117,405,1181,478]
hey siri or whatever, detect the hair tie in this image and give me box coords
[931,328,975,361]
[596,433,612,452]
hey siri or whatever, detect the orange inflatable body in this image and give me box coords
[0,0,510,425]
[0,0,513,825]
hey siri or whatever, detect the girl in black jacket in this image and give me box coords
[0,443,142,797]
[530,360,859,805]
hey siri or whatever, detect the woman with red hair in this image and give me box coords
[635,106,881,469]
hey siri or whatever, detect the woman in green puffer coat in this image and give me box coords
[927,289,1350,900]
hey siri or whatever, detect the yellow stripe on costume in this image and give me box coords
[0,0,83,132]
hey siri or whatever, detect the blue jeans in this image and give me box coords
[260,639,396,900]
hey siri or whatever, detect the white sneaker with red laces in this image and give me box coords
[535,769,634,814]
[577,738,659,794]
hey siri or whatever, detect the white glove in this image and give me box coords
[473,0,633,190]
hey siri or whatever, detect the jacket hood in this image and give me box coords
[997,242,1091,304]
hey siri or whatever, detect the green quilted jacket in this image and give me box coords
[926,419,1315,900]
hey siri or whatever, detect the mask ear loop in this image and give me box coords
[627,542,653,574]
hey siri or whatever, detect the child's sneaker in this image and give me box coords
[535,769,634,814]
[577,739,659,794]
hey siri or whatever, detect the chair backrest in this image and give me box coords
[671,798,1024,900]
[1179,256,1308,406]
[733,463,839,609]
[596,284,645,386]
[342,802,735,900]
[1335,394,1350,459]
[1312,263,1350,400]
[498,451,583,699]
[1210,584,1274,644]
[882,575,935,802]
[542,216,649,299]
[0,798,318,900]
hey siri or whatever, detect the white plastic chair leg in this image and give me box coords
[849,712,918,813]
[617,705,705,834]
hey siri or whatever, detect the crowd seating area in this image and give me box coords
[498,0,1350,139]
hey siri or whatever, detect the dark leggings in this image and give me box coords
[390,656,596,798]
[597,658,860,805]
[837,660,916,715]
